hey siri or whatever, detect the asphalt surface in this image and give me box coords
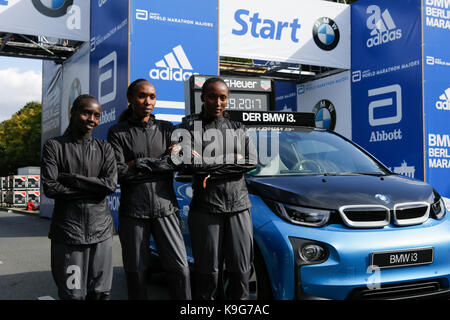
[0,208,170,300]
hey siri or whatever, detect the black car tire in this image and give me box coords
[252,245,273,300]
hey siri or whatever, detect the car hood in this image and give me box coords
[246,174,436,210]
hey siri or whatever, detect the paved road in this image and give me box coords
[0,209,169,300]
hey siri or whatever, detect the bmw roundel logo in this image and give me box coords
[312,17,340,51]
[32,0,74,18]
[313,99,336,130]
[375,194,391,204]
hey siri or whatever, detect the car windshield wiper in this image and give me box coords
[322,172,359,176]
[322,172,386,176]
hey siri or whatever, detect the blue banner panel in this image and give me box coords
[274,80,297,112]
[89,0,129,141]
[423,0,450,197]
[89,0,129,226]
[130,0,218,123]
[351,0,423,181]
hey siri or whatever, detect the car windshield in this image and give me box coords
[247,127,390,177]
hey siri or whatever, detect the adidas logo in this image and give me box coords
[365,5,402,48]
[436,88,450,110]
[149,45,197,81]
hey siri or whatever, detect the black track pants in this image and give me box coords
[119,214,191,300]
[50,237,113,300]
[188,209,253,300]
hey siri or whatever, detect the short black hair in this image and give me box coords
[126,78,153,100]
[71,94,96,115]
[119,79,155,122]
[201,77,228,96]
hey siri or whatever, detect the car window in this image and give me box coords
[248,128,390,177]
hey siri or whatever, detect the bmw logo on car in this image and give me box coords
[375,194,391,204]
[32,0,73,17]
[312,17,340,51]
[313,99,336,130]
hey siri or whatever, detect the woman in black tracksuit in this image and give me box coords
[107,79,191,300]
[179,77,257,300]
[42,94,117,300]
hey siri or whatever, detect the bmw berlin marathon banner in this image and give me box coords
[130,0,218,123]
[220,0,350,68]
[0,0,89,41]
[423,0,450,196]
[351,0,423,180]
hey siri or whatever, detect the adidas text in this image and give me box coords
[149,68,197,81]
[366,29,402,47]
[436,100,450,110]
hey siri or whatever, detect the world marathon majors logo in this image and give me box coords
[32,0,73,17]
[313,99,336,130]
[312,17,340,51]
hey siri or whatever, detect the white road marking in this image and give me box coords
[38,296,55,300]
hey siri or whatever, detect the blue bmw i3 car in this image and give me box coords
[152,110,450,300]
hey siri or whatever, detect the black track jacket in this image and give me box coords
[178,114,258,214]
[42,131,117,245]
[107,115,179,219]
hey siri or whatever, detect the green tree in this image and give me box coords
[0,102,41,176]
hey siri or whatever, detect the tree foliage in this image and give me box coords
[0,102,41,176]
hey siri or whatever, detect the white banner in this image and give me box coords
[220,0,350,68]
[0,0,89,41]
[297,71,351,139]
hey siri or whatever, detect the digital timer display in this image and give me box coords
[228,93,269,111]
[187,75,275,115]
[193,91,269,112]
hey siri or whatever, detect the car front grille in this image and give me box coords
[393,202,430,226]
[338,202,430,228]
[347,279,450,300]
[339,205,390,228]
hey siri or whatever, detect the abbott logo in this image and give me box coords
[149,45,196,81]
[98,51,117,105]
[366,5,402,48]
[436,88,450,110]
[368,84,402,126]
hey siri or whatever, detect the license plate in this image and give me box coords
[370,247,434,269]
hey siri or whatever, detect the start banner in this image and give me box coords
[220,0,350,69]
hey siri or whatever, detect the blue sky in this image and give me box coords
[0,56,42,122]
[0,56,42,73]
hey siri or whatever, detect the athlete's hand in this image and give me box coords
[192,150,201,158]
[168,144,182,155]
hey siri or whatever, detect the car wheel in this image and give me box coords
[251,246,273,300]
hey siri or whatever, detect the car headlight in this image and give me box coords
[266,200,330,227]
[431,197,446,220]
